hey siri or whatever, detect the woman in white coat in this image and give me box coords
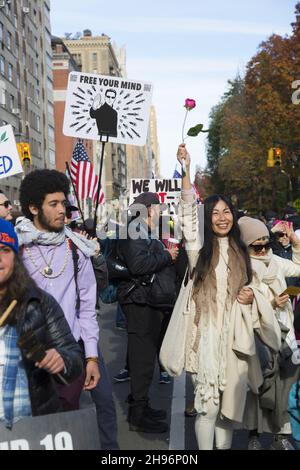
[176,145,254,450]
[238,216,300,450]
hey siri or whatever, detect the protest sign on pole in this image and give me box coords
[129,179,182,214]
[0,408,100,450]
[0,125,23,179]
[63,72,153,147]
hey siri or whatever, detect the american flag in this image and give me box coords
[70,142,104,204]
[173,164,182,179]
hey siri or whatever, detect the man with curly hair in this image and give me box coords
[15,169,119,450]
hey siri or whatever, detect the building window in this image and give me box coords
[49,150,55,165]
[47,77,52,91]
[8,63,13,82]
[6,31,12,50]
[0,88,5,107]
[36,115,40,132]
[5,2,11,17]
[9,94,14,110]
[0,55,4,76]
[48,125,55,141]
[0,22,3,43]
[47,100,54,117]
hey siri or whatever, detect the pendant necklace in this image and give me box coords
[34,244,56,276]
[25,241,70,279]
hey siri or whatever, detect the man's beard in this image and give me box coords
[37,209,63,233]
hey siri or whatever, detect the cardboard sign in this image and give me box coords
[63,72,153,146]
[0,125,23,179]
[0,408,100,450]
[129,179,182,214]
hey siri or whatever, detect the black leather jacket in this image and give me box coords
[16,286,84,417]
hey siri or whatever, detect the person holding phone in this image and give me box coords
[238,216,300,450]
[271,221,300,292]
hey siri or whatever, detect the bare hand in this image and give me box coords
[237,287,254,305]
[84,361,100,390]
[167,246,179,262]
[273,294,290,308]
[271,221,286,234]
[36,349,65,375]
[92,94,101,110]
[80,231,101,256]
[177,144,191,169]
[285,222,300,246]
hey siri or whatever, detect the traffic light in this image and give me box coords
[17,143,31,165]
[274,147,282,167]
[267,147,282,168]
[267,148,274,167]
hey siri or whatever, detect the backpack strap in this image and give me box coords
[68,239,80,317]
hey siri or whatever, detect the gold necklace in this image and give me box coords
[25,241,70,279]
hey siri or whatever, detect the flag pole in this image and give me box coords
[65,161,87,230]
[93,139,106,237]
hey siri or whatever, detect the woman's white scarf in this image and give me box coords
[250,250,297,353]
[15,217,97,258]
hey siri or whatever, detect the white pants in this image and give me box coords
[195,399,233,450]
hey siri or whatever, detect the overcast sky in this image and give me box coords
[50,0,296,178]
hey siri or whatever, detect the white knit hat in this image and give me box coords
[238,216,269,247]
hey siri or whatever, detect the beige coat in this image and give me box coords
[170,198,281,421]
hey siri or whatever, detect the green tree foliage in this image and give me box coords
[206,3,300,213]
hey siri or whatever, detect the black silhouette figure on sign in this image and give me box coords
[89,89,118,140]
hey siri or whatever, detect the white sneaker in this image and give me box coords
[270,437,295,450]
[248,436,263,450]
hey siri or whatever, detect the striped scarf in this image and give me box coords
[1,325,31,428]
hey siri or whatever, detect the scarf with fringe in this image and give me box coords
[188,237,248,414]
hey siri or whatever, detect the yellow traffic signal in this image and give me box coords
[17,142,31,165]
[274,147,282,167]
[267,148,274,167]
[267,147,282,168]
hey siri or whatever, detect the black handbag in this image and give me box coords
[146,267,177,309]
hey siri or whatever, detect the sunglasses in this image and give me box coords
[249,242,272,253]
[0,201,12,208]
[275,231,288,238]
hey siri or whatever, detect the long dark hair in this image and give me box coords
[1,254,36,326]
[194,195,252,286]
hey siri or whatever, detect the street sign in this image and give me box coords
[63,72,153,146]
[0,125,23,179]
[293,199,300,213]
[0,408,100,450]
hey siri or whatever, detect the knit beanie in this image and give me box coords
[0,219,19,254]
[238,216,269,247]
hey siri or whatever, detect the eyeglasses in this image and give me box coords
[0,201,12,209]
[275,231,288,238]
[249,242,272,253]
